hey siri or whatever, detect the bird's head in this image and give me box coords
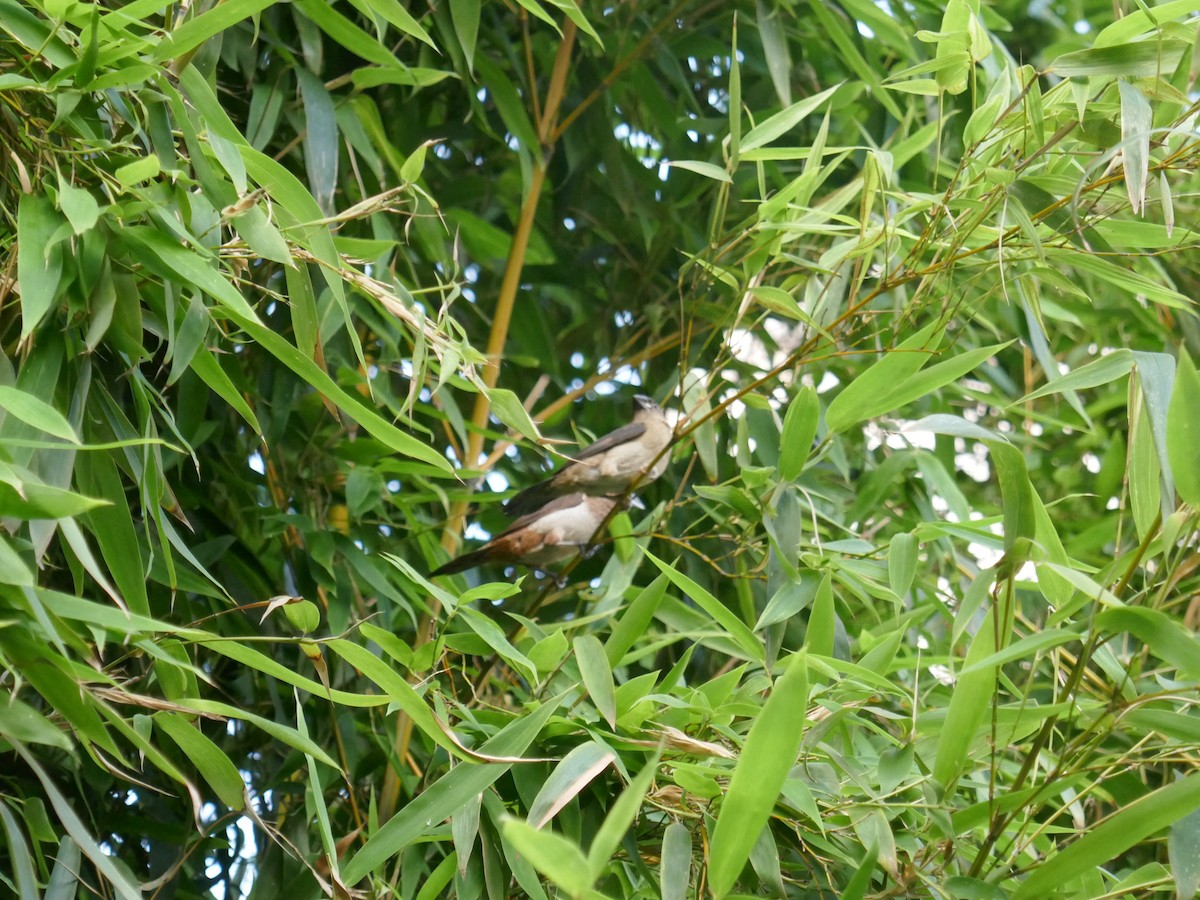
[633,394,660,412]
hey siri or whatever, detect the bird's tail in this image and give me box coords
[503,478,558,518]
[430,546,492,577]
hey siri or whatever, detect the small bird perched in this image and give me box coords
[431,493,619,576]
[504,394,672,518]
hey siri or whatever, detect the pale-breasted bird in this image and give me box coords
[431,493,619,576]
[503,394,672,518]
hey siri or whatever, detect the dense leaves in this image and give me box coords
[2,0,1200,897]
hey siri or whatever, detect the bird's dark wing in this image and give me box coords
[504,424,647,518]
[430,545,493,576]
[497,492,588,536]
[571,422,646,461]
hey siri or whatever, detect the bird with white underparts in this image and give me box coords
[430,492,620,576]
[503,394,673,518]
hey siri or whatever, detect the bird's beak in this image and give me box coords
[628,495,646,510]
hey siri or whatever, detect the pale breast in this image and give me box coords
[534,505,605,546]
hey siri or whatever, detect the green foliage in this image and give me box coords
[2,0,1200,897]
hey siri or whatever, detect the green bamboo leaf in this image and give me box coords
[294,697,340,882]
[825,321,941,433]
[458,606,538,685]
[244,316,451,470]
[741,84,840,152]
[0,477,106,519]
[7,626,120,756]
[17,193,65,340]
[645,551,764,663]
[1095,607,1200,680]
[1060,251,1191,309]
[38,589,197,636]
[1050,40,1188,77]
[0,534,33,587]
[348,0,434,47]
[1095,0,1200,46]
[1134,350,1178,511]
[326,639,466,759]
[486,387,544,443]
[1015,348,1135,404]
[351,65,456,89]
[76,451,149,616]
[779,385,818,481]
[292,0,402,67]
[45,836,81,900]
[475,56,539,154]
[708,652,809,899]
[756,577,816,630]
[297,68,338,215]
[166,291,210,387]
[0,386,78,443]
[527,742,615,829]
[682,371,719,480]
[605,574,669,666]
[174,67,351,315]
[1166,351,1200,505]
[989,441,1035,557]
[199,640,389,708]
[546,0,602,46]
[9,741,143,900]
[573,635,617,728]
[114,155,160,189]
[958,628,1079,675]
[501,820,592,897]
[661,821,693,900]
[1129,391,1162,542]
[805,0,903,118]
[1031,493,1073,612]
[586,755,658,880]
[880,341,1013,414]
[56,177,99,235]
[728,17,740,163]
[888,532,917,599]
[153,0,276,61]
[0,0,74,66]
[932,607,998,787]
[341,696,562,882]
[666,160,732,183]
[1170,807,1200,900]
[1119,80,1151,214]
[1011,774,1200,899]
[0,695,71,751]
[1123,709,1200,743]
[188,347,262,435]
[451,792,481,878]
[510,0,558,31]
[449,0,480,72]
[154,713,245,810]
[851,807,897,884]
[121,226,261,324]
[181,699,339,767]
[756,0,792,106]
[230,205,293,265]
[932,0,973,94]
[804,573,834,656]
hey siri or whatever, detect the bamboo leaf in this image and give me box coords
[573,635,617,728]
[1167,351,1200,505]
[341,696,562,882]
[708,652,809,899]
[1011,775,1200,899]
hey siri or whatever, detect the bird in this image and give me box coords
[431,493,620,576]
[503,394,672,518]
